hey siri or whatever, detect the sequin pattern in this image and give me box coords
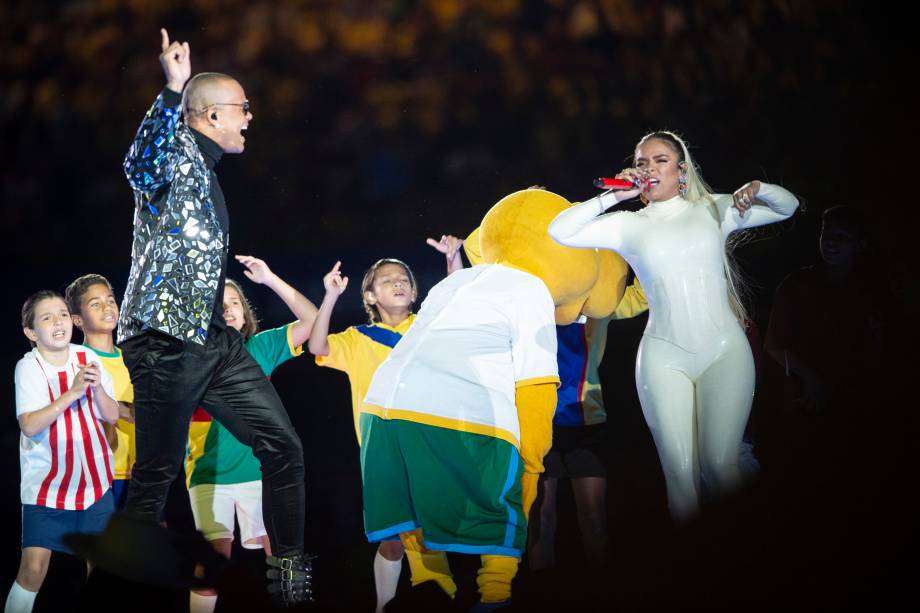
[119,92,227,345]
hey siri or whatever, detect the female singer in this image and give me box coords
[549,131,798,522]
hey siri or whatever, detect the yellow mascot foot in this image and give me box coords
[400,529,458,598]
[476,554,519,604]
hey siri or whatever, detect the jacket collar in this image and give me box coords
[190,128,223,170]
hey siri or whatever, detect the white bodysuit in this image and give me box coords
[549,184,798,521]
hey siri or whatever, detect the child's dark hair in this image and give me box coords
[22,290,66,347]
[64,273,114,316]
[224,278,260,340]
[360,259,417,323]
[822,205,866,239]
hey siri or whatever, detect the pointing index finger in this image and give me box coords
[160,28,170,52]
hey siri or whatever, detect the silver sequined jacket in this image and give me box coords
[119,91,227,345]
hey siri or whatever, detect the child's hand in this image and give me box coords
[84,363,104,390]
[323,261,349,296]
[235,255,275,285]
[426,235,464,263]
[69,368,88,401]
[71,363,101,397]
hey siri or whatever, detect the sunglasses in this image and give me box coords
[207,100,251,114]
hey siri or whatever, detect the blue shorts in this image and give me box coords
[21,489,115,554]
[111,479,130,511]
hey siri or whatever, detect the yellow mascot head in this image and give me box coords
[464,188,628,324]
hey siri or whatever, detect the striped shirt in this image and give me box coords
[84,346,135,480]
[15,345,114,510]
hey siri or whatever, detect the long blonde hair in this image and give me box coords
[636,130,750,326]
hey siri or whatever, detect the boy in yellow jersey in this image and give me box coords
[65,274,135,510]
[309,236,463,613]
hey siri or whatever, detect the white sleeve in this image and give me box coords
[15,359,49,417]
[548,192,635,253]
[510,282,559,386]
[716,182,799,236]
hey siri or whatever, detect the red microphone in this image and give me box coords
[593,177,642,190]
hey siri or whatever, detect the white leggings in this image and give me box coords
[635,325,755,523]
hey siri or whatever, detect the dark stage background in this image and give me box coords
[1,1,915,610]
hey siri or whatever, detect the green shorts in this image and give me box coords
[360,413,526,556]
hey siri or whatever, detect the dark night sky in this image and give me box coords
[0,2,914,607]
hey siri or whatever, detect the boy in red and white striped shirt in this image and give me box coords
[6,290,120,613]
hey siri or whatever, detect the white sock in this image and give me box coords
[5,582,37,613]
[373,551,403,613]
[189,592,217,613]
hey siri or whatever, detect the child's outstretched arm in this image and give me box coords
[307,261,349,357]
[426,234,465,275]
[236,255,319,348]
[18,381,83,438]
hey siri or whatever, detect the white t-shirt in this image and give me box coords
[15,344,115,509]
[364,264,560,448]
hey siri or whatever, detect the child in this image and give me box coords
[309,238,460,613]
[7,290,120,613]
[65,274,135,511]
[528,283,646,571]
[185,255,318,613]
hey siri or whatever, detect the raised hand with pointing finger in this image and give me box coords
[159,28,191,93]
[426,234,465,275]
[322,261,349,297]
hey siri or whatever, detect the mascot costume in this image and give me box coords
[359,189,629,606]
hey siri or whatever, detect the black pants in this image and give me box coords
[121,327,305,557]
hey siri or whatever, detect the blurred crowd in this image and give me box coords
[1,1,882,263]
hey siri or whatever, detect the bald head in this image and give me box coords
[182,72,237,117]
[182,72,252,154]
